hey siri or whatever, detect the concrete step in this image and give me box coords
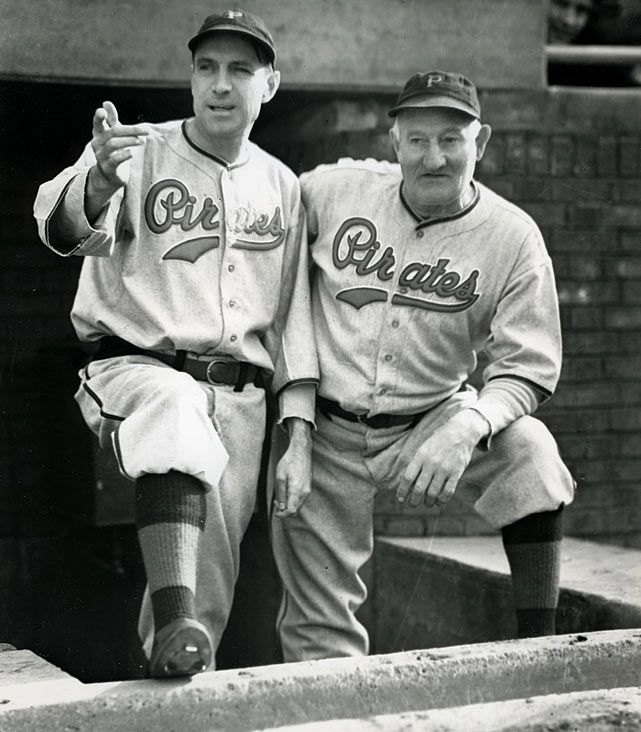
[264,686,641,731]
[372,536,641,653]
[0,630,639,731]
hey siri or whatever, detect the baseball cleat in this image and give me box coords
[148,618,212,678]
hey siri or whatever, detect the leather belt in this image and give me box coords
[93,336,263,392]
[317,385,466,430]
[317,396,426,429]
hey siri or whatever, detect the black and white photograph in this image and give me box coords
[0,1,640,729]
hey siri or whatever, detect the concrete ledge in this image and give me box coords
[373,537,641,652]
[265,687,641,731]
[0,648,79,688]
[0,630,639,731]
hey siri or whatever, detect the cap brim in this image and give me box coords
[389,95,479,118]
[188,25,275,63]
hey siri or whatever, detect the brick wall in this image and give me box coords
[257,88,641,548]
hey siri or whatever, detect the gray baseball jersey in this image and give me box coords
[34,119,319,396]
[301,158,562,421]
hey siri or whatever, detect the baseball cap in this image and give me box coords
[188,8,276,64]
[388,71,481,119]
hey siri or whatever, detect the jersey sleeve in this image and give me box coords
[278,382,316,427]
[470,376,541,449]
[482,228,563,397]
[265,179,320,398]
[299,170,320,245]
[33,142,123,257]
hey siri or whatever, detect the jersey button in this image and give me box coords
[230,335,237,342]
[391,320,399,329]
[416,230,424,238]
[384,354,393,362]
[227,264,235,272]
[378,387,387,396]
[399,287,408,294]
[229,300,236,308]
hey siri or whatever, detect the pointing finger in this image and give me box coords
[103,100,119,127]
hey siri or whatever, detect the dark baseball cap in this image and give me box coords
[188,8,276,64]
[389,71,480,119]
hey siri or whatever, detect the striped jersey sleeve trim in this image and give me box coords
[44,175,81,255]
[487,374,553,400]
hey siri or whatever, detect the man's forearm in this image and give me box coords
[85,165,122,224]
[283,416,313,444]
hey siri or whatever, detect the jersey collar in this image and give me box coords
[400,181,480,229]
[181,120,250,170]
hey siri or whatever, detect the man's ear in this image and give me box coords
[262,68,281,103]
[389,127,400,160]
[475,124,492,161]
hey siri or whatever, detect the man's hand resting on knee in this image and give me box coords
[397,409,491,508]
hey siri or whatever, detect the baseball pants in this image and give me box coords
[76,355,265,663]
[271,387,575,662]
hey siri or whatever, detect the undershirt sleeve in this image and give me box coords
[468,376,542,449]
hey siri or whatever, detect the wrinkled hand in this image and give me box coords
[274,418,312,519]
[396,409,490,508]
[90,100,150,190]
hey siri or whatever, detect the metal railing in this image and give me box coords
[546,45,641,65]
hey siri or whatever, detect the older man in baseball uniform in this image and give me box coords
[34,8,318,677]
[272,71,575,661]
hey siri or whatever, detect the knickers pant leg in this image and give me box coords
[463,415,575,529]
[76,357,228,490]
[272,413,377,661]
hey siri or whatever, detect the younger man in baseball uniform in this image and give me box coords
[34,9,318,677]
[272,71,575,661]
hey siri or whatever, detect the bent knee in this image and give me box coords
[497,416,560,461]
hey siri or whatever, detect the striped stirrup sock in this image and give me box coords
[501,504,564,638]
[135,471,206,632]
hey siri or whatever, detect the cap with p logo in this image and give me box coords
[389,70,481,119]
[188,7,276,63]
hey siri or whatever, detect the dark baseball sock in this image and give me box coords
[136,471,206,632]
[501,504,564,638]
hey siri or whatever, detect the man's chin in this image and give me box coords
[415,185,453,206]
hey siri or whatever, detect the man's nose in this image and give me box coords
[422,143,446,170]
[212,71,232,94]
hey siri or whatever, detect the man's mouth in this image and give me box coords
[208,103,234,112]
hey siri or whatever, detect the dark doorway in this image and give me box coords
[0,78,322,681]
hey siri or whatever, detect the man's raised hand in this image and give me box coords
[90,101,150,189]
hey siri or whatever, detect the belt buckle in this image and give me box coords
[205,358,233,385]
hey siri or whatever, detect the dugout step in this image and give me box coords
[372,536,641,653]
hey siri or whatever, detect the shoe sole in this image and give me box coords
[149,619,212,678]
